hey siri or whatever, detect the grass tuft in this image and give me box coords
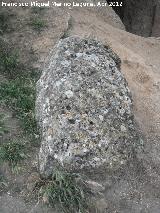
[0,38,40,79]
[0,113,9,136]
[0,141,26,168]
[37,170,88,213]
[0,44,19,78]
[29,17,46,32]
[0,10,14,34]
[0,38,40,144]
[0,78,39,142]
[0,174,8,192]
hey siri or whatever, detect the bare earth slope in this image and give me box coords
[68,6,160,212]
[0,1,160,212]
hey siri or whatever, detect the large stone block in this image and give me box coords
[36,37,140,177]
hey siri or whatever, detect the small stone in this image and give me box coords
[120,125,127,132]
[43,192,49,204]
[95,198,108,213]
[85,180,105,194]
[65,90,74,98]
[99,115,104,121]
[54,154,58,159]
[83,148,88,153]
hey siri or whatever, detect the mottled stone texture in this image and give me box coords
[36,37,140,177]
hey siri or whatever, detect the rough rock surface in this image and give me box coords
[36,37,140,177]
[113,0,160,37]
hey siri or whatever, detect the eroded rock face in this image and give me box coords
[109,0,160,37]
[36,37,140,177]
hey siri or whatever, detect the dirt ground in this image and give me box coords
[0,1,160,212]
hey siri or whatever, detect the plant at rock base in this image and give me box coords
[37,170,89,213]
[0,141,27,169]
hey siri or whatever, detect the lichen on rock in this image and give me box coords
[36,36,140,177]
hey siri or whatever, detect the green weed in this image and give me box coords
[29,17,46,31]
[0,10,14,34]
[0,78,39,141]
[0,141,26,167]
[0,39,19,78]
[0,113,9,136]
[0,38,40,143]
[0,38,39,79]
[0,174,8,191]
[38,170,88,213]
